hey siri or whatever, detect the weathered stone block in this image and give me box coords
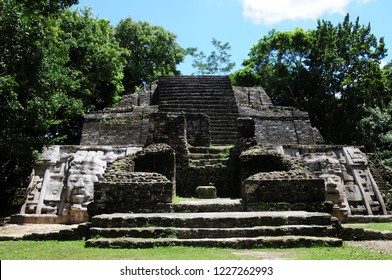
[237,117,255,138]
[242,174,325,204]
[185,113,211,147]
[88,172,173,216]
[196,186,217,199]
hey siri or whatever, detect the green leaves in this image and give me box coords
[115,18,185,92]
[59,7,124,111]
[207,38,236,75]
[0,1,190,210]
[188,38,235,75]
[233,14,388,147]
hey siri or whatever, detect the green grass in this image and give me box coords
[344,223,392,231]
[0,241,256,260]
[1,241,392,260]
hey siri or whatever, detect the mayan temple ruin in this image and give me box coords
[10,76,392,248]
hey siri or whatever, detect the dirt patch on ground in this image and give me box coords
[0,223,78,239]
[346,241,392,255]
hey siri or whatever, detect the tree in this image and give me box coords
[360,101,392,165]
[59,7,125,112]
[0,1,129,214]
[17,0,78,15]
[115,18,185,93]
[232,14,387,146]
[359,62,392,166]
[188,38,235,75]
[0,0,80,214]
[381,61,392,106]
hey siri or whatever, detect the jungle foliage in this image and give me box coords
[0,0,185,214]
[232,15,391,164]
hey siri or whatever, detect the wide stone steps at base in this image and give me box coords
[89,225,336,239]
[90,211,333,228]
[85,211,342,249]
[85,235,343,249]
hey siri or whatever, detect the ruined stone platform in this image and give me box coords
[85,211,343,249]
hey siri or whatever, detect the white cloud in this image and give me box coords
[242,0,360,25]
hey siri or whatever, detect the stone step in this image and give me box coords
[172,198,244,212]
[159,99,237,105]
[188,146,233,154]
[89,225,337,239]
[159,89,234,96]
[160,101,237,107]
[188,164,227,171]
[189,158,228,166]
[158,107,239,115]
[158,79,233,87]
[158,78,232,84]
[211,138,237,145]
[85,235,343,249]
[189,164,226,171]
[210,132,237,139]
[160,97,236,103]
[340,226,392,241]
[90,211,333,228]
[159,89,233,96]
[209,127,238,134]
[209,121,239,127]
[159,94,236,100]
[188,153,224,159]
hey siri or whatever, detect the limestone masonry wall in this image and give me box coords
[80,106,158,146]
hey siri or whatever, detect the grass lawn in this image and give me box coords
[1,241,392,260]
[344,223,392,231]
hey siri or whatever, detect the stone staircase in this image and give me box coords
[85,211,343,249]
[156,76,239,145]
[188,146,230,170]
[185,145,234,197]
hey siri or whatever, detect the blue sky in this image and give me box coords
[75,0,392,75]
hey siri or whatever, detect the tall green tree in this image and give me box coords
[232,14,387,145]
[360,101,392,165]
[59,7,125,112]
[0,1,127,214]
[115,18,185,93]
[0,0,79,214]
[359,62,392,166]
[188,38,235,75]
